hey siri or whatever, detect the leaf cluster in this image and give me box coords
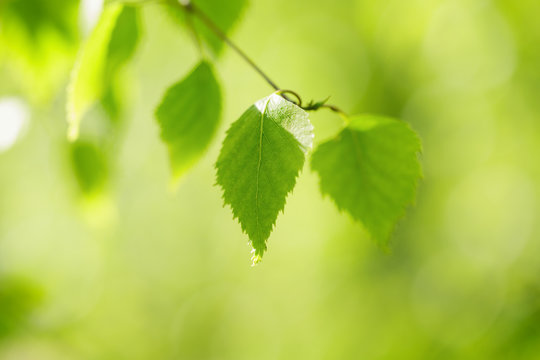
[66,0,422,263]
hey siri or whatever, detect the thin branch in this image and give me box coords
[182,1,280,91]
[185,10,204,57]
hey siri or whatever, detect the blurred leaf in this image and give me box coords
[102,5,141,123]
[0,277,42,340]
[70,141,108,195]
[0,0,76,42]
[105,5,141,80]
[311,115,422,245]
[165,0,247,55]
[216,94,313,262]
[67,3,141,140]
[100,78,124,123]
[0,0,79,101]
[155,61,222,182]
[67,4,123,139]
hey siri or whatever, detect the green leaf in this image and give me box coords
[155,61,222,182]
[70,140,108,195]
[216,94,314,263]
[67,3,140,140]
[311,115,422,245]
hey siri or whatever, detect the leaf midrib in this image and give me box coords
[255,97,272,246]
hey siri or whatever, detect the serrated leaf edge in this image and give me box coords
[216,95,312,263]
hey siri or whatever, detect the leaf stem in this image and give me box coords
[276,89,303,106]
[309,103,348,117]
[181,0,280,91]
[185,10,204,58]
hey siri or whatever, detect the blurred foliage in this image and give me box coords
[70,140,108,195]
[66,2,141,197]
[0,0,539,359]
[0,276,42,340]
[0,0,79,102]
[67,3,140,140]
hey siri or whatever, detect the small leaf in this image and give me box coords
[67,3,140,140]
[311,115,422,245]
[216,94,314,263]
[155,61,222,182]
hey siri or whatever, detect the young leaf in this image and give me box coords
[155,61,222,182]
[67,3,140,140]
[311,115,422,245]
[216,94,314,263]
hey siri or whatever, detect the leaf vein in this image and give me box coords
[255,97,272,246]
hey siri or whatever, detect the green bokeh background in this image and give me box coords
[1,0,539,358]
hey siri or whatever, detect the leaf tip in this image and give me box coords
[250,249,264,266]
